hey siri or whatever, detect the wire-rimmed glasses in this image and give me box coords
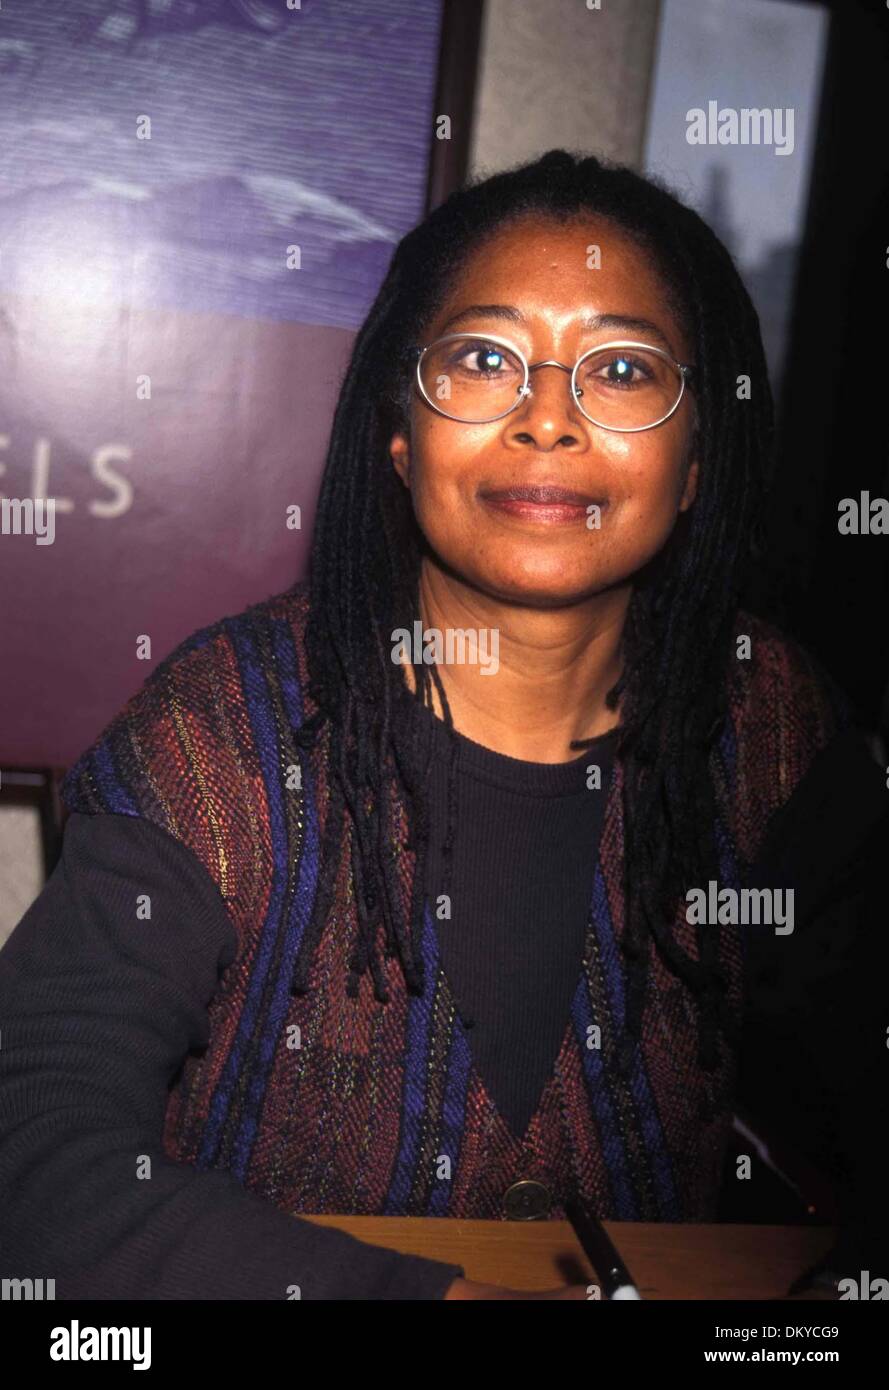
[414,332,695,433]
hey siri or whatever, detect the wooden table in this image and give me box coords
[304,1215,835,1299]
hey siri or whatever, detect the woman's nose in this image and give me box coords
[509,361,585,437]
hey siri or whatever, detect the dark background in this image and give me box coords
[747,0,889,740]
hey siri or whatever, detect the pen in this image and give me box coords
[564,1198,643,1300]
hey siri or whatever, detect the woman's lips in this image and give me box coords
[479,486,606,524]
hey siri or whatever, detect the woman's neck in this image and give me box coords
[397,562,628,764]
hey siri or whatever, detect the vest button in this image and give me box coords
[503,1178,552,1220]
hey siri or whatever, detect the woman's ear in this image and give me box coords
[390,431,411,489]
[678,455,699,512]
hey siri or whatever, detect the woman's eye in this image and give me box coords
[598,355,647,386]
[462,345,506,374]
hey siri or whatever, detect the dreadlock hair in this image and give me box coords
[290,148,772,1087]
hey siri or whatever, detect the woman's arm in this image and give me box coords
[0,812,465,1300]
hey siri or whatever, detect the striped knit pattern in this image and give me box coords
[61,582,848,1221]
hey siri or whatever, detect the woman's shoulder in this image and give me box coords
[719,608,866,855]
[727,607,855,744]
[142,577,312,696]
[60,579,313,902]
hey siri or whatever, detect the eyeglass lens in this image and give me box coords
[419,334,683,429]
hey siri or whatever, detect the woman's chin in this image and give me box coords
[464,566,621,609]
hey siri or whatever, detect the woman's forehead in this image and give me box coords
[458,212,648,267]
[432,215,691,355]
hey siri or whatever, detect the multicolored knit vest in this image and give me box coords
[61,582,846,1222]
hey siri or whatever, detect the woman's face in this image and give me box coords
[389,213,699,609]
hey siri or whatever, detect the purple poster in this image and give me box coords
[0,0,444,767]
